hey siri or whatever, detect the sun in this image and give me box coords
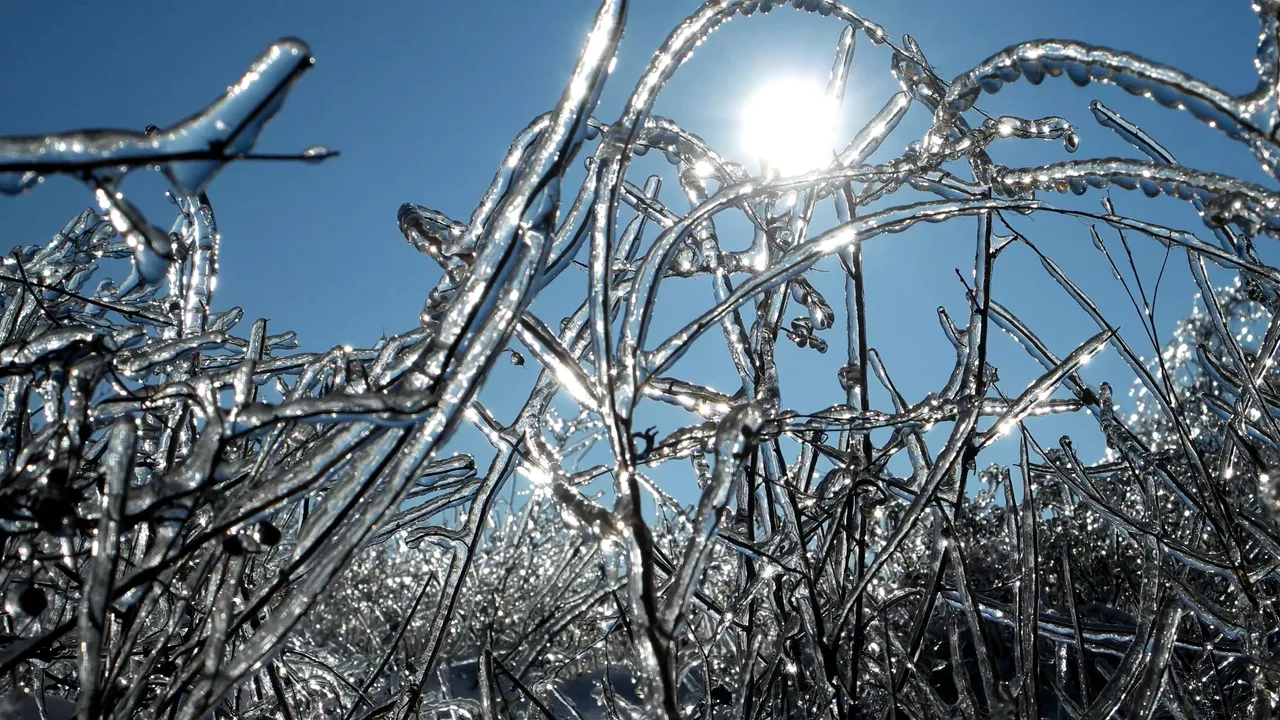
[741,77,839,177]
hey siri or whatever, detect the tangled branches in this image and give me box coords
[5,1,1280,718]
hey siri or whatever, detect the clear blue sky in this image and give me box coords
[1,1,1269,479]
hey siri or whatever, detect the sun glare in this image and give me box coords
[741,77,839,177]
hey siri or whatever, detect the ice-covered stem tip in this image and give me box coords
[0,38,324,197]
[0,38,331,289]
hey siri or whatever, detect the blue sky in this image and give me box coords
[1,1,1270,490]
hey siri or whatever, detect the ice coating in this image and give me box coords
[0,39,323,294]
[5,1,1280,718]
[0,38,315,197]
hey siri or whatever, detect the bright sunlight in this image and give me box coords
[740,76,839,176]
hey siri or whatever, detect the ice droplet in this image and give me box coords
[302,145,331,163]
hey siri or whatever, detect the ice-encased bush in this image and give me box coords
[4,1,1280,718]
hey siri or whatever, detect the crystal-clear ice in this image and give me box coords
[5,1,1280,718]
